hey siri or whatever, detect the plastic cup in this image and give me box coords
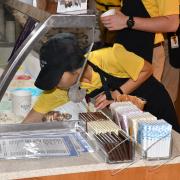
[101,9,116,17]
[11,90,32,117]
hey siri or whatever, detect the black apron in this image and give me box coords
[87,60,128,100]
[115,0,155,62]
[87,0,179,132]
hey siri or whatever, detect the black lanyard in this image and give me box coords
[87,61,128,100]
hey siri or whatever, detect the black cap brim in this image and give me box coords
[35,68,64,91]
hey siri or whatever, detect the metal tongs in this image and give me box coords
[68,42,94,103]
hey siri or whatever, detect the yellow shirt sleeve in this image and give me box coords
[112,44,144,81]
[33,89,69,114]
[157,0,179,16]
[143,0,179,17]
[87,44,144,81]
[142,0,179,43]
[82,44,145,93]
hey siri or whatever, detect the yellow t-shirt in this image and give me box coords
[141,0,179,43]
[96,0,179,43]
[33,44,144,114]
[33,89,69,114]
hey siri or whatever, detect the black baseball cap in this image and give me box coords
[35,33,84,90]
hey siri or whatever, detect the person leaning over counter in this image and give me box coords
[23,33,180,133]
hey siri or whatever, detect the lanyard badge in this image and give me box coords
[170,34,179,49]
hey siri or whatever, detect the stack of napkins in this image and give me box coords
[116,110,142,135]
[110,101,136,117]
[128,112,157,141]
[110,102,142,134]
[137,120,172,159]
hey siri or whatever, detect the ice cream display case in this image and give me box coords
[0,1,98,160]
[0,2,96,124]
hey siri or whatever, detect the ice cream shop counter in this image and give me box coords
[0,3,180,180]
[0,120,179,180]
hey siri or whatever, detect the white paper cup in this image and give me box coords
[12,90,32,117]
[101,9,116,17]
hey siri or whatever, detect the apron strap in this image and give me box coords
[87,61,113,100]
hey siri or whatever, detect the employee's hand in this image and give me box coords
[100,11,128,31]
[95,92,113,110]
[95,91,121,110]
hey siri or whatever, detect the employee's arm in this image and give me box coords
[95,60,153,109]
[22,89,69,123]
[101,11,179,32]
[22,109,44,123]
[117,60,153,95]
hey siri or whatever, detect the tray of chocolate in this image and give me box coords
[94,131,135,163]
[79,112,120,134]
[79,112,109,121]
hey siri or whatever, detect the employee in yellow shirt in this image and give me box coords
[100,0,179,101]
[23,33,180,132]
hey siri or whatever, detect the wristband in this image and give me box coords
[127,16,135,29]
